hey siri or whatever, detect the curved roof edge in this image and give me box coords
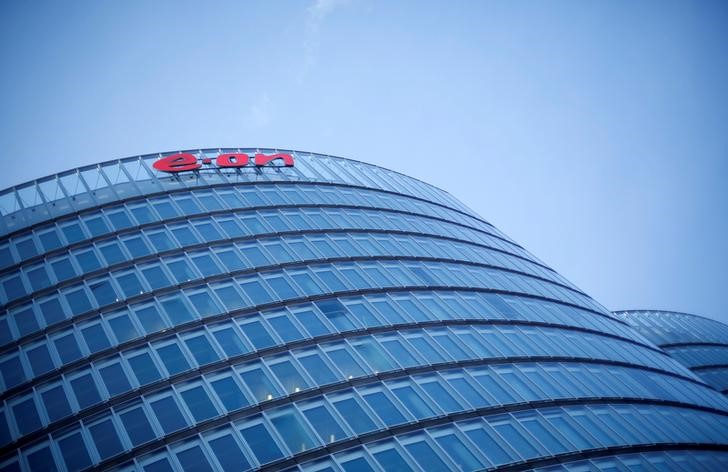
[614,309,727,326]
[1,146,463,205]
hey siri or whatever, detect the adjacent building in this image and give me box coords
[615,310,728,397]
[0,149,727,471]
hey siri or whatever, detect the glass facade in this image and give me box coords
[616,310,728,396]
[0,148,727,471]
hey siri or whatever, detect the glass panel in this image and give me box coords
[181,386,219,422]
[240,422,284,464]
[120,406,157,446]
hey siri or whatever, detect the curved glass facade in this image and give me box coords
[615,310,728,396]
[0,148,727,471]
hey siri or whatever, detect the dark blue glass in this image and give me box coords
[176,446,214,472]
[211,376,249,411]
[66,290,91,315]
[120,406,156,446]
[58,432,92,471]
[150,396,188,433]
[81,324,112,353]
[209,434,252,472]
[89,419,124,459]
[100,362,132,396]
[128,352,162,385]
[13,398,42,435]
[240,422,285,464]
[70,373,101,408]
[180,386,219,421]
[42,385,72,421]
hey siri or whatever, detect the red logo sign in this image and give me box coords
[153,152,294,173]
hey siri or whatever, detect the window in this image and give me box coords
[167,259,197,283]
[75,249,101,272]
[123,236,151,258]
[181,386,219,422]
[27,265,51,291]
[27,344,55,375]
[239,279,274,306]
[99,241,126,265]
[240,320,275,350]
[108,313,140,343]
[212,328,247,357]
[160,296,196,325]
[38,230,62,251]
[150,396,188,433]
[58,432,92,471]
[270,408,319,454]
[135,305,167,334]
[100,361,132,396]
[70,373,102,408]
[270,360,308,394]
[41,385,72,421]
[147,231,175,252]
[185,334,220,365]
[191,254,221,277]
[0,356,25,388]
[332,396,377,434]
[302,404,346,444]
[13,398,42,434]
[84,215,110,236]
[51,257,76,281]
[214,285,245,311]
[141,265,171,290]
[81,324,111,353]
[157,343,191,375]
[363,391,407,426]
[89,279,118,306]
[188,290,221,318]
[404,439,450,472]
[54,332,83,363]
[211,376,249,412]
[13,306,39,336]
[120,406,156,446]
[240,422,284,464]
[89,419,124,459]
[39,297,66,325]
[128,352,162,385]
[116,272,145,298]
[176,446,214,472]
[208,434,252,472]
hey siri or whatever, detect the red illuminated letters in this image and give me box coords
[153,152,294,173]
[152,153,201,172]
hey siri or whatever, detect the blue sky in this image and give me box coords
[1,1,727,321]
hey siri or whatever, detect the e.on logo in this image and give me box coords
[153,152,294,173]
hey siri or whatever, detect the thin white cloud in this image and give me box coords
[300,0,350,82]
[248,92,273,127]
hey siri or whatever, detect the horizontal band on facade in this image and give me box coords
[691,364,728,372]
[1,262,612,356]
[0,312,685,408]
[1,180,510,255]
[492,444,728,472]
[0,228,581,313]
[92,397,728,472]
[4,351,718,459]
[661,342,728,349]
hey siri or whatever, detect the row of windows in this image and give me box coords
[697,369,728,392]
[4,317,709,443]
[1,178,504,270]
[532,451,728,472]
[0,259,632,392]
[0,290,648,402]
[665,345,728,369]
[615,310,728,346]
[4,252,604,364]
[3,360,728,472]
[1,203,555,307]
[0,213,572,314]
[1,228,577,345]
[0,150,480,235]
[279,403,728,472]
